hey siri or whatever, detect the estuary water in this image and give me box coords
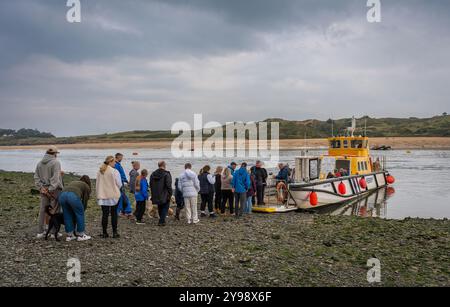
[0,148,449,220]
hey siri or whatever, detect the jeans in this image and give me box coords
[234,192,247,217]
[59,192,85,234]
[245,196,253,214]
[158,202,170,224]
[221,190,234,214]
[102,204,118,234]
[135,200,146,222]
[117,187,132,214]
[200,192,214,214]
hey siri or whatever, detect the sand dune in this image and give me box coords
[0,137,449,151]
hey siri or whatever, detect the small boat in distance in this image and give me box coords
[253,117,396,213]
[371,145,392,151]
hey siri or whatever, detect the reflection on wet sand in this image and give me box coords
[313,187,396,218]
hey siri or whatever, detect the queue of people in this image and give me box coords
[35,147,293,241]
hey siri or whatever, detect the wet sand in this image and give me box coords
[0,137,450,150]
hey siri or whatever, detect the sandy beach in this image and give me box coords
[0,137,449,151]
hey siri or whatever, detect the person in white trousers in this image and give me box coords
[178,163,200,224]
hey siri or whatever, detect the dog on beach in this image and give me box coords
[146,199,175,219]
[45,205,65,241]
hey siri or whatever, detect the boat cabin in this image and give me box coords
[295,136,374,182]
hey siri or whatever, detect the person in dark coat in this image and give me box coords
[198,165,217,218]
[149,161,173,226]
[250,160,268,205]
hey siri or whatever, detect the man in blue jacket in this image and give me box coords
[115,153,132,216]
[231,162,251,217]
[275,163,290,183]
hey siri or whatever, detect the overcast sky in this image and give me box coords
[0,0,449,136]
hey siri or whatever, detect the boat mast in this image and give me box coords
[331,118,334,137]
[364,116,367,137]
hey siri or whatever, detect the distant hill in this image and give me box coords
[266,114,450,139]
[0,128,55,144]
[0,115,449,146]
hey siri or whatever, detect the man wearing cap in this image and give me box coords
[34,146,64,238]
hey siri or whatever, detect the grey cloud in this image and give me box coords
[0,0,449,135]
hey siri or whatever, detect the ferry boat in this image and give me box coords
[253,117,396,213]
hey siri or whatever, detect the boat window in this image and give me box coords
[309,159,319,180]
[358,162,362,171]
[336,160,350,175]
[364,161,368,171]
[343,140,349,148]
[351,140,364,149]
[362,140,368,148]
[330,140,341,149]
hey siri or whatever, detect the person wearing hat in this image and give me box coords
[34,145,64,239]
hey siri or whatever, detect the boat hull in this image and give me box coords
[289,171,389,209]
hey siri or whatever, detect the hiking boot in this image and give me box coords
[113,233,120,239]
[136,220,146,225]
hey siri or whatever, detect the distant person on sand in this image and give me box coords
[232,162,251,218]
[214,166,223,214]
[34,146,64,239]
[250,161,268,206]
[150,161,173,226]
[220,167,234,215]
[134,169,149,225]
[178,163,200,224]
[96,156,122,238]
[198,165,217,218]
[115,153,132,217]
[59,175,92,241]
